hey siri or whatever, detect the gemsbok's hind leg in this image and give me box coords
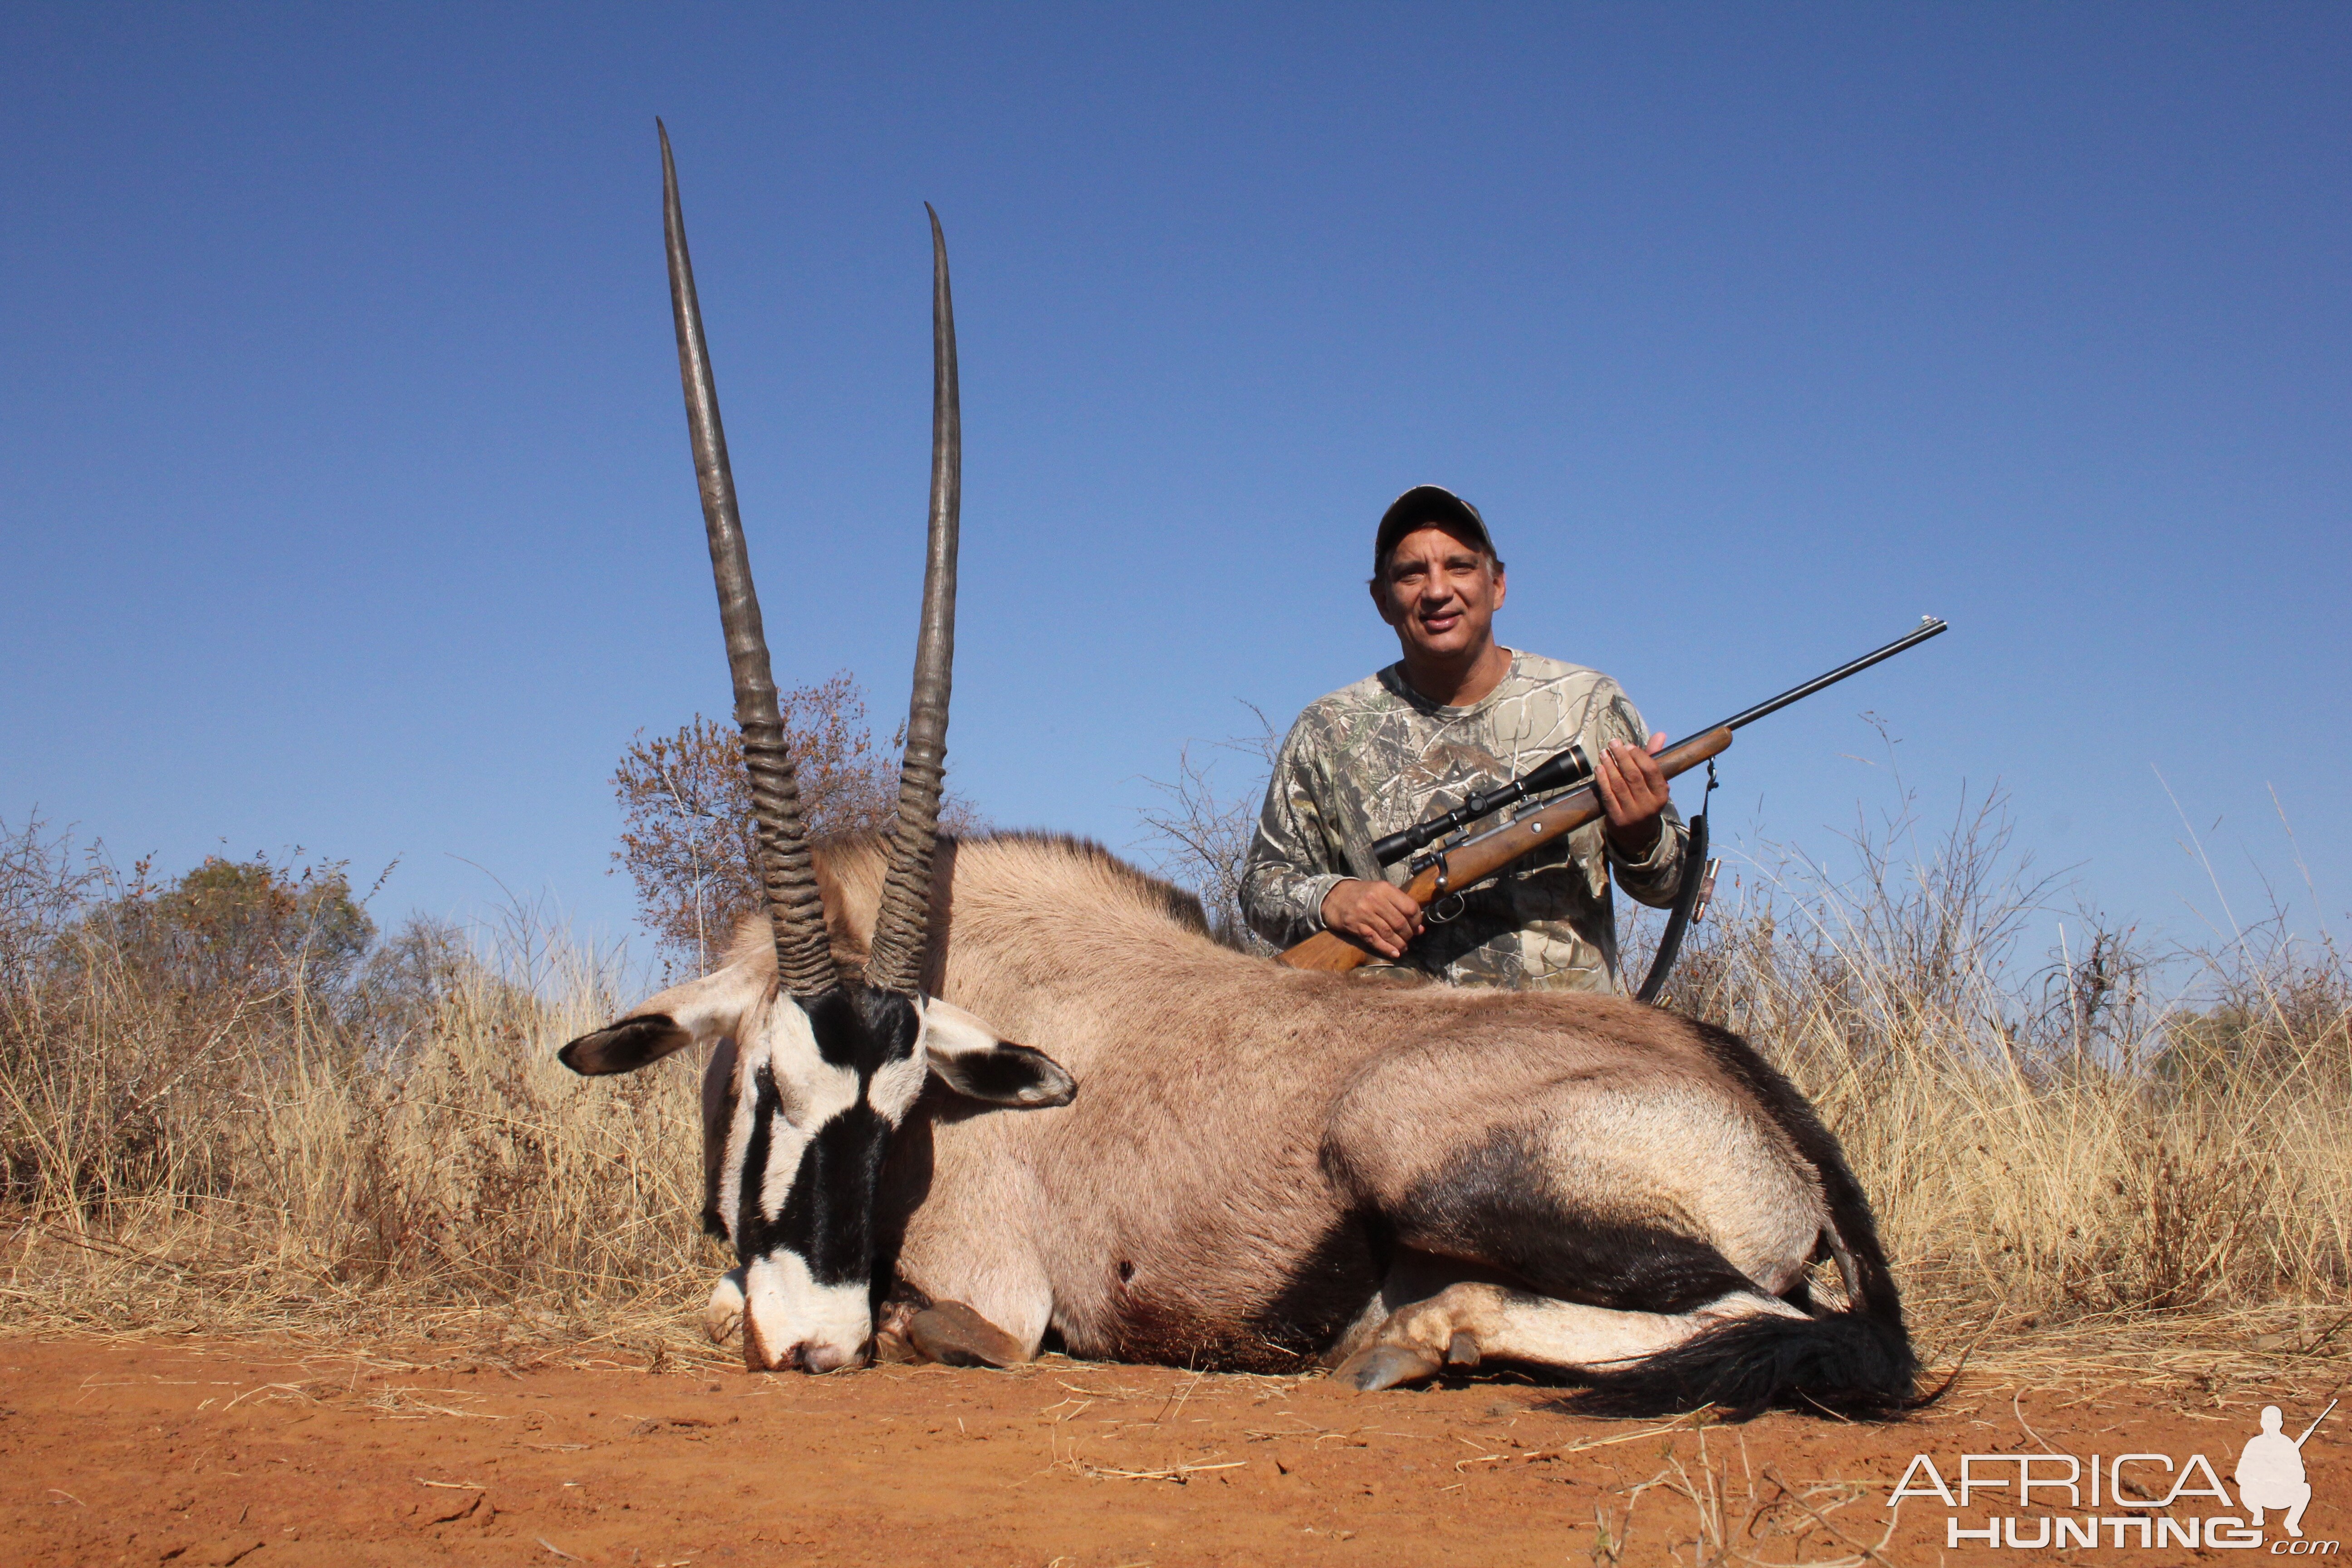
[1335,1281,1806,1392]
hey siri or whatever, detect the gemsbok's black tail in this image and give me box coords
[1573,1019,1922,1420]
[1569,1292,1918,1419]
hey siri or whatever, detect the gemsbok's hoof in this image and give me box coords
[1335,1343,1445,1392]
[704,1269,747,1345]
[907,1301,1026,1368]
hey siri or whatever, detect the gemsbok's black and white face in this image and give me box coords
[558,124,1071,1372]
[561,956,1072,1371]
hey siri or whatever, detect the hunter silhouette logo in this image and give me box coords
[1890,1397,2336,1551]
[2241,1401,2333,1539]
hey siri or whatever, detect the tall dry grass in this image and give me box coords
[0,818,710,1340]
[2,790,2345,1353]
[1649,789,2350,1330]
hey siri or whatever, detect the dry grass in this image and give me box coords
[0,819,710,1342]
[1649,789,2351,1343]
[2,791,2346,1374]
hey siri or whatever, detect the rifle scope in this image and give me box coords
[1369,742,1593,867]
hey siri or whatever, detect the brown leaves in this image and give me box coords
[612,673,983,974]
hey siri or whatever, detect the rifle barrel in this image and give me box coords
[1705,617,1946,738]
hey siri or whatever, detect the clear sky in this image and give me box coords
[5,4,2345,968]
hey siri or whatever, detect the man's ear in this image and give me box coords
[1368,574,1403,627]
[921,997,1077,1108]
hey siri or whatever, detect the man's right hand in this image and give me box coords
[1319,878,1426,959]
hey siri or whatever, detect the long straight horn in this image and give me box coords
[864,206,960,996]
[658,121,838,1001]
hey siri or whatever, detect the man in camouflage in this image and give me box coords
[1240,485,1686,991]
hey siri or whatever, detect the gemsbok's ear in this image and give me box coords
[921,997,1077,1109]
[557,955,774,1077]
[559,1014,693,1076]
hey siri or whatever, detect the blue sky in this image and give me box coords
[4,4,2345,968]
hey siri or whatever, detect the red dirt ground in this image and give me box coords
[0,1334,2339,1567]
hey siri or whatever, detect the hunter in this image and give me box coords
[1240,485,1688,990]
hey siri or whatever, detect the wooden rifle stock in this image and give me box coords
[1276,727,1735,974]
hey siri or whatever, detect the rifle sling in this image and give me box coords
[1633,792,1709,1004]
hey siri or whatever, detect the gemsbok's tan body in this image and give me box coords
[640,831,1919,1409]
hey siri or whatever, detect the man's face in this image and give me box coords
[1372,524,1506,664]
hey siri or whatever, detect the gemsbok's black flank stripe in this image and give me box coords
[1394,1126,1760,1313]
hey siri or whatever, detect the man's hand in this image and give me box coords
[1319,878,1425,959]
[1595,732,1671,855]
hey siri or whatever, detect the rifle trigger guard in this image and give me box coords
[1425,850,1465,924]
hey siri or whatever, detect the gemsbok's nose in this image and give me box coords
[797,1341,867,1375]
[744,1314,867,1373]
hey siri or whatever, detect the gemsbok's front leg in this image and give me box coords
[704,1267,748,1344]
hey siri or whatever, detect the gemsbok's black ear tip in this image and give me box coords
[930,1040,1077,1109]
[559,1013,692,1076]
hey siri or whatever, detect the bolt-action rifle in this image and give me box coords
[1276,617,1950,983]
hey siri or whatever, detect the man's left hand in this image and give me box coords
[1595,733,1669,855]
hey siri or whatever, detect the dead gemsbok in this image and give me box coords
[559,128,1919,1415]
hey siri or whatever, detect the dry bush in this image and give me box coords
[615,673,982,975]
[1134,703,1280,952]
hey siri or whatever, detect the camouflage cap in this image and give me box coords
[1374,485,1499,574]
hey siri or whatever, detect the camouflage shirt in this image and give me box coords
[1240,652,1687,991]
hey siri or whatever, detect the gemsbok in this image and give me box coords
[559,127,1920,1415]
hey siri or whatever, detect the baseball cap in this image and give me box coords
[1373,485,1498,574]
